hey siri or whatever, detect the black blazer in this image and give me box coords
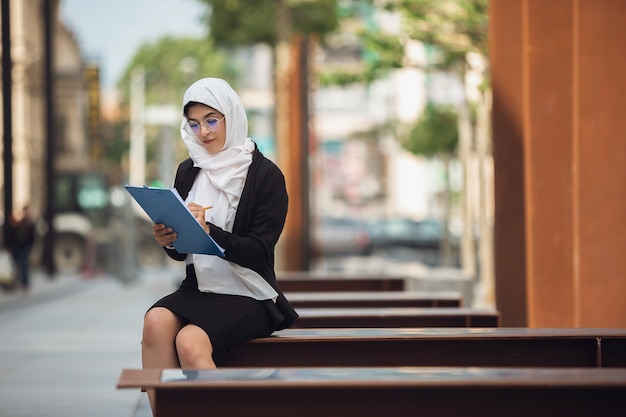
[164,144,298,330]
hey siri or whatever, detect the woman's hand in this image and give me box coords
[187,202,211,234]
[153,223,177,248]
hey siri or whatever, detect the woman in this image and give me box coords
[143,78,297,411]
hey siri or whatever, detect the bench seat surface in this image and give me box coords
[119,366,626,388]
[267,327,626,340]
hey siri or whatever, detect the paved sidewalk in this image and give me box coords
[0,265,181,417]
[0,270,84,306]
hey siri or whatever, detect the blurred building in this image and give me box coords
[1,0,92,218]
[1,0,104,272]
[310,7,457,223]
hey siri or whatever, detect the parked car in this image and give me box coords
[367,217,462,266]
[313,217,372,257]
[367,218,443,250]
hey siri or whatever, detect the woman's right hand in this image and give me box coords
[153,223,177,248]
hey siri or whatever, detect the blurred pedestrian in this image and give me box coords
[4,205,36,292]
[143,77,298,415]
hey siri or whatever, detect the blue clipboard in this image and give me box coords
[125,185,225,256]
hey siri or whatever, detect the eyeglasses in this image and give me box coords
[184,116,225,136]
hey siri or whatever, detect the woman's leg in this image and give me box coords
[175,324,217,369]
[142,307,184,415]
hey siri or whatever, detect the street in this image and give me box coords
[0,267,179,417]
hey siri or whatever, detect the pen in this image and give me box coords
[203,205,213,210]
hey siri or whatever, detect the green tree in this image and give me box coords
[404,103,459,266]
[319,0,405,86]
[404,103,458,157]
[198,0,339,46]
[323,0,488,83]
[116,35,236,105]
[388,0,489,64]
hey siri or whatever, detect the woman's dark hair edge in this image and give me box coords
[183,101,205,117]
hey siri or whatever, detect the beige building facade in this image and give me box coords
[1,0,89,221]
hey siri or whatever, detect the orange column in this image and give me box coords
[491,0,626,327]
[575,0,626,326]
[524,0,577,326]
[277,35,310,271]
[491,0,528,326]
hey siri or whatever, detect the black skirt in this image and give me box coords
[149,265,275,365]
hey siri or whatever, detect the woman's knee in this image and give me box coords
[142,307,181,346]
[175,325,215,367]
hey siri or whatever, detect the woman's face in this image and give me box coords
[186,103,226,154]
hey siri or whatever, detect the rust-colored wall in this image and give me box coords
[491,0,528,326]
[491,0,626,327]
[575,0,626,326]
[524,0,577,326]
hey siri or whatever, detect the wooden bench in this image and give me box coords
[292,307,500,328]
[118,367,626,417]
[285,290,463,308]
[222,327,626,368]
[277,271,406,292]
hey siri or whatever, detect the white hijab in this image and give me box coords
[180,77,255,231]
[179,78,277,301]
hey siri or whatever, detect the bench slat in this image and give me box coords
[223,327,626,368]
[285,291,462,308]
[277,275,406,292]
[118,367,626,417]
[292,307,500,328]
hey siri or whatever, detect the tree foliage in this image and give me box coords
[385,0,489,57]
[322,0,488,85]
[319,29,405,86]
[116,35,236,106]
[198,0,340,46]
[403,103,458,157]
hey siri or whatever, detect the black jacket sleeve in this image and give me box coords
[209,160,287,274]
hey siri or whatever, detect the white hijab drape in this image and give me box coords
[181,77,254,231]
[180,78,277,301]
